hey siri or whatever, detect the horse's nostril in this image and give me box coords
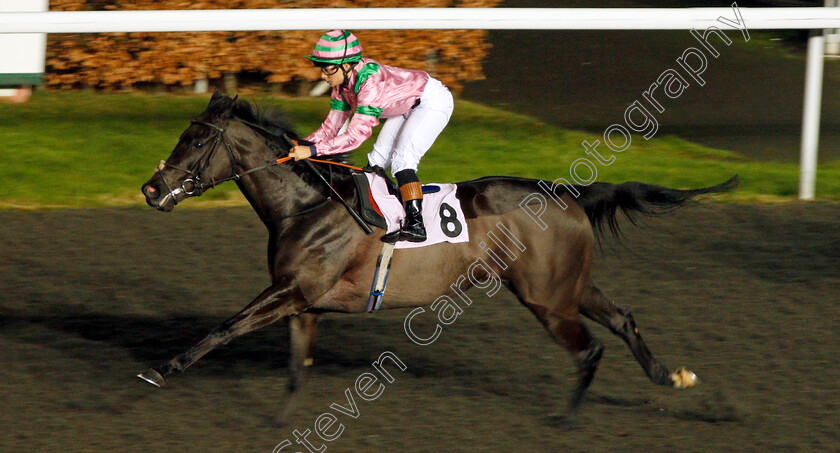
[144,184,160,200]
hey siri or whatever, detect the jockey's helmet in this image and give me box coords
[307,30,363,65]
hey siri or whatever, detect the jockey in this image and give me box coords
[289,30,454,243]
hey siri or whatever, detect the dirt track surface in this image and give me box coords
[1,202,838,452]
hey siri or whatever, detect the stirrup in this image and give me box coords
[382,228,400,243]
[401,225,427,242]
[382,222,426,243]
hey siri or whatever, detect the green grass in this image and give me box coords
[1,91,837,209]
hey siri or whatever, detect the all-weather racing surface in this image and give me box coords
[0,202,837,451]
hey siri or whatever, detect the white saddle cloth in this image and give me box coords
[365,173,470,249]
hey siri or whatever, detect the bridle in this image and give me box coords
[156,119,291,207]
[154,116,372,232]
[156,119,235,205]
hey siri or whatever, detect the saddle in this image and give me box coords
[351,165,443,232]
[350,166,391,231]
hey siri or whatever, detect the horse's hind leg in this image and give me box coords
[276,313,319,426]
[519,300,604,418]
[579,286,698,389]
[560,320,604,414]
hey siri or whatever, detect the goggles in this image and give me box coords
[320,64,341,76]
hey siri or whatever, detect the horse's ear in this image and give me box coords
[221,94,239,119]
[220,98,235,120]
[205,90,235,120]
[207,90,225,111]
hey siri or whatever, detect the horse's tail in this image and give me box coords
[574,175,739,239]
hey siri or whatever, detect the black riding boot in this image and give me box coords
[401,198,427,242]
[383,172,427,243]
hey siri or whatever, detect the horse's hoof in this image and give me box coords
[670,367,699,389]
[137,368,165,388]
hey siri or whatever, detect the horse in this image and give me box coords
[139,92,736,425]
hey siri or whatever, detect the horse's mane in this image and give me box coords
[204,92,351,165]
[234,99,298,140]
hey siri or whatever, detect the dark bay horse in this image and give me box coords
[139,92,736,424]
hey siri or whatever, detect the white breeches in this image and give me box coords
[367,78,454,176]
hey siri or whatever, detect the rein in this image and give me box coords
[156,118,368,230]
[157,119,362,201]
[275,155,362,172]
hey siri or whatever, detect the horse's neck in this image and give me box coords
[227,123,362,232]
[236,165,315,225]
[233,144,357,231]
[224,134,306,221]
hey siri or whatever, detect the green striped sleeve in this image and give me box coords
[354,63,381,95]
[330,98,351,111]
[356,105,382,118]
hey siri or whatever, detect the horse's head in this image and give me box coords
[141,91,295,212]
[141,91,239,211]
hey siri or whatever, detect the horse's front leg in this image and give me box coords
[137,284,307,387]
[276,313,319,426]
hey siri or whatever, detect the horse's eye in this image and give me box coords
[194,142,204,150]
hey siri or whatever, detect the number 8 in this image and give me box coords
[439,202,463,238]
